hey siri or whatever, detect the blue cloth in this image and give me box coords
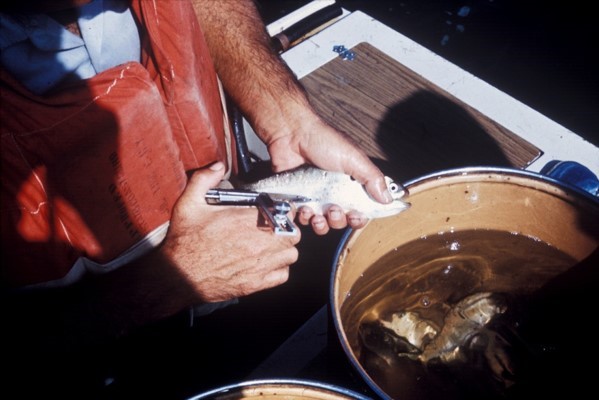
[0,0,140,94]
[540,160,599,197]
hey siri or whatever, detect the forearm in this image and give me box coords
[191,0,319,145]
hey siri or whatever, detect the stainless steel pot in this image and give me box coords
[330,167,599,399]
[187,379,373,400]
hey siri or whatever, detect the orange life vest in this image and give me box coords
[1,0,234,289]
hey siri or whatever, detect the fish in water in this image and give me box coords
[239,165,410,218]
[418,292,508,364]
[359,320,422,366]
[360,292,517,387]
[380,311,438,350]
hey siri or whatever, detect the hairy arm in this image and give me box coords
[191,0,392,214]
[191,0,310,147]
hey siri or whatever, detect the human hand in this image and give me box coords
[161,162,301,303]
[266,115,393,235]
[194,0,390,235]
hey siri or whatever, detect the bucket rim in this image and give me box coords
[186,378,374,400]
[400,166,598,203]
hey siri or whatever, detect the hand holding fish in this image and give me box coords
[263,115,406,234]
[240,165,409,235]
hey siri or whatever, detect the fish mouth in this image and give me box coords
[368,201,411,218]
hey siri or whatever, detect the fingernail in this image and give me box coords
[313,220,326,230]
[348,215,366,228]
[209,161,225,171]
[329,209,342,221]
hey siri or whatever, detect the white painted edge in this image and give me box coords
[266,0,336,36]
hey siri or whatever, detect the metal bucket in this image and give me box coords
[330,167,599,399]
[187,379,373,399]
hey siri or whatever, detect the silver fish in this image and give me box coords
[239,166,410,218]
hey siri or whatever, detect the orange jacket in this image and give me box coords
[1,0,233,289]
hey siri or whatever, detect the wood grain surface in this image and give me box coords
[300,42,542,182]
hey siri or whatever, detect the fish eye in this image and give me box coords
[388,182,400,193]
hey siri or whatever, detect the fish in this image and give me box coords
[359,320,422,366]
[238,165,410,218]
[366,293,508,363]
[418,292,508,363]
[360,292,516,386]
[379,311,438,350]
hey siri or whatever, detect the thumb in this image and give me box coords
[339,154,394,205]
[181,161,227,206]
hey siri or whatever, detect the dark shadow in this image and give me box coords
[495,248,599,399]
[333,0,599,147]
[98,226,344,400]
[372,89,510,182]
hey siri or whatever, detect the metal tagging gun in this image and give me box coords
[205,189,310,236]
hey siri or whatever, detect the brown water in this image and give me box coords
[339,229,597,399]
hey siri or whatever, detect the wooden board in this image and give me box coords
[300,42,543,181]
